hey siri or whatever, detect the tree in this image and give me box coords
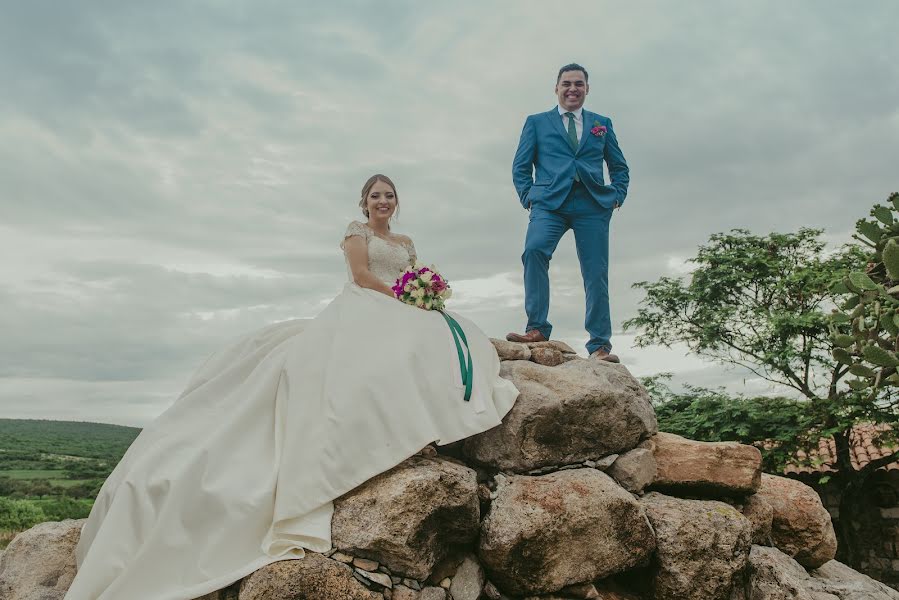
[623,209,893,568]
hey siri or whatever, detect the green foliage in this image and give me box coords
[624,205,899,477]
[0,497,46,531]
[40,496,92,521]
[624,227,866,397]
[830,193,899,400]
[0,419,138,538]
[643,374,812,472]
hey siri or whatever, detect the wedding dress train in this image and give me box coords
[65,222,519,600]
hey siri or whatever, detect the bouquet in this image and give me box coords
[392,264,453,311]
[394,263,471,401]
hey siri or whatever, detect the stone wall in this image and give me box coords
[795,469,899,590]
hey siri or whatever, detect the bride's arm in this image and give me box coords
[343,236,396,297]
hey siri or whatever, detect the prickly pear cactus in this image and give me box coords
[830,192,899,394]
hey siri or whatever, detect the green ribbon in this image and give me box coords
[439,311,472,402]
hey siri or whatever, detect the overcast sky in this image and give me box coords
[1,2,896,426]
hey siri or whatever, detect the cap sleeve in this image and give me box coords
[340,221,370,250]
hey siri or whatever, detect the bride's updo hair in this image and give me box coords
[359,174,399,218]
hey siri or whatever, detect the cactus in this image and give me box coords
[849,364,876,378]
[884,239,899,279]
[829,192,899,396]
[832,348,853,364]
[862,344,899,367]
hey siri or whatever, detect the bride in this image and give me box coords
[65,174,519,600]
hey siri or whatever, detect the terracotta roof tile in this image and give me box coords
[783,423,899,475]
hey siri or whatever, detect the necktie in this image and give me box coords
[565,112,578,150]
[565,112,581,182]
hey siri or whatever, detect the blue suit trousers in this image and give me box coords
[522,182,613,353]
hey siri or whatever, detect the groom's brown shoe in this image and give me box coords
[590,348,621,363]
[505,329,547,343]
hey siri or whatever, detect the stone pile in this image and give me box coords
[1,338,896,600]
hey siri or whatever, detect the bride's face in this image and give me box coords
[365,181,398,220]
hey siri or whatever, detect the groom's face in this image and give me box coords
[555,70,588,111]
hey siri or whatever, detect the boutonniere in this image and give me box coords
[590,121,607,137]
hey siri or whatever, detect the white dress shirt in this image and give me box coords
[558,105,584,142]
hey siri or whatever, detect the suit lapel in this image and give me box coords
[576,109,592,154]
[546,108,574,154]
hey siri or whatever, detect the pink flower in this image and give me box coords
[591,125,607,137]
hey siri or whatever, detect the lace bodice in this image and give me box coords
[341,221,417,286]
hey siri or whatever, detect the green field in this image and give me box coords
[4,469,68,479]
[0,419,140,548]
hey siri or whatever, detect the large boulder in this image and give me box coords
[479,469,655,596]
[745,544,899,600]
[331,455,480,580]
[607,447,657,494]
[756,474,838,569]
[741,493,775,546]
[448,555,486,600]
[463,360,657,472]
[651,432,762,496]
[0,519,84,600]
[490,339,532,361]
[810,559,899,599]
[238,554,381,599]
[641,492,752,600]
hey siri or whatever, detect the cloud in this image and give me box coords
[1,1,897,425]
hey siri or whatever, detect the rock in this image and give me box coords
[530,346,565,366]
[741,494,774,546]
[439,577,451,588]
[332,551,354,563]
[332,456,480,580]
[355,557,381,571]
[651,432,762,496]
[607,447,656,493]
[756,474,838,569]
[483,581,502,599]
[479,469,655,595]
[196,582,240,599]
[448,555,485,600]
[356,568,394,589]
[744,545,818,600]
[560,582,600,598]
[594,454,619,470]
[238,554,381,599]
[593,582,643,600]
[0,519,84,600]
[427,553,465,585]
[392,585,421,600]
[810,558,899,599]
[420,587,447,600]
[464,360,657,473]
[491,339,532,361]
[641,492,752,600]
[746,544,899,599]
[527,340,578,355]
[402,578,421,590]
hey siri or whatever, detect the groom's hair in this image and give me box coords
[557,63,588,83]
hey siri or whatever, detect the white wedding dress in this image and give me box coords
[65,221,519,600]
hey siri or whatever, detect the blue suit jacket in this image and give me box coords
[512,108,629,210]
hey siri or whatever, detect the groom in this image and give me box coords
[506,63,630,362]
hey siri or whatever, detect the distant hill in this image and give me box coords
[0,420,143,541]
[0,419,141,461]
